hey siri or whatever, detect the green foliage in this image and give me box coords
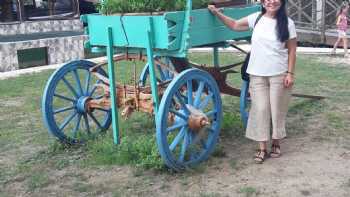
[85,133,163,170]
[98,0,210,15]
[220,112,244,138]
[211,144,226,157]
[27,172,50,192]
[238,186,258,197]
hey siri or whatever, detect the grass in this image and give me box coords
[26,172,50,192]
[0,53,349,195]
[238,186,258,197]
[199,192,222,197]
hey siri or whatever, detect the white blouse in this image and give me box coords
[247,12,297,76]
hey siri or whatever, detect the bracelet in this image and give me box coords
[286,71,294,75]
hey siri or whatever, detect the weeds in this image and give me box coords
[238,186,258,197]
[98,0,210,15]
[26,172,50,192]
[84,133,163,170]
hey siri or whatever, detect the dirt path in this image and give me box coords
[1,55,350,197]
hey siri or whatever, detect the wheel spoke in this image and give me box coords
[166,121,187,133]
[73,70,83,96]
[157,64,167,81]
[92,95,104,100]
[89,85,97,97]
[62,77,79,98]
[169,127,186,151]
[207,127,215,133]
[169,109,187,120]
[175,92,190,115]
[54,93,75,102]
[59,111,77,130]
[179,131,189,162]
[194,81,205,108]
[83,114,91,134]
[88,112,103,130]
[200,139,208,150]
[187,80,193,105]
[85,70,91,95]
[199,92,213,110]
[164,70,170,79]
[72,114,82,138]
[54,106,75,114]
[205,110,216,118]
[95,108,110,113]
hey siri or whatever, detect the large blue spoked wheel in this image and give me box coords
[42,60,112,144]
[240,80,250,128]
[139,57,174,86]
[156,68,222,171]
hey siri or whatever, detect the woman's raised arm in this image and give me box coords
[208,5,250,31]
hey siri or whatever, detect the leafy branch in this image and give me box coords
[97,0,210,15]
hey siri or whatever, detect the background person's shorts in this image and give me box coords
[338,30,347,38]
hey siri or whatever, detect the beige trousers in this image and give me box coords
[245,74,292,142]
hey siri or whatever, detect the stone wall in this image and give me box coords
[0,35,86,72]
[0,19,86,72]
[0,19,83,36]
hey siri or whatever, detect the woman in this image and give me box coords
[332,2,349,57]
[208,0,297,164]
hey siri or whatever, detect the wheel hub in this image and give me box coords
[76,97,91,114]
[186,105,210,131]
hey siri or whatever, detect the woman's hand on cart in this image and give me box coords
[208,5,221,16]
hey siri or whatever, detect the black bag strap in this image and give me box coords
[253,13,263,28]
[241,13,263,82]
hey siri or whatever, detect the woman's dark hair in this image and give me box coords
[261,0,289,42]
[336,2,349,18]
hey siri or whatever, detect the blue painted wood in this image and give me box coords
[240,80,249,128]
[146,17,160,113]
[213,47,219,67]
[106,27,120,145]
[81,4,261,57]
[139,57,174,87]
[42,60,111,144]
[156,68,222,171]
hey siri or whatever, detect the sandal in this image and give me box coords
[270,144,281,158]
[254,149,268,164]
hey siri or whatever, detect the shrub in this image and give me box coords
[98,0,210,15]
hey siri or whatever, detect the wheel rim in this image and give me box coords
[139,57,174,86]
[42,60,111,144]
[156,69,222,171]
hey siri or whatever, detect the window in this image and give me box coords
[0,0,20,23]
[23,0,77,20]
[17,47,48,69]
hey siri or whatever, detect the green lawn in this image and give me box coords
[0,53,349,195]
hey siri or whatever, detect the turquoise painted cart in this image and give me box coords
[42,1,260,171]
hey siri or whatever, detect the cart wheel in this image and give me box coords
[156,68,222,171]
[42,60,112,144]
[240,80,249,128]
[139,57,174,86]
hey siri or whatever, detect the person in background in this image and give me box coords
[332,2,349,58]
[208,0,297,164]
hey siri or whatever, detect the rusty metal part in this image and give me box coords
[188,115,210,131]
[85,53,170,119]
[187,105,210,131]
[87,81,165,118]
[291,93,325,100]
[170,57,242,96]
